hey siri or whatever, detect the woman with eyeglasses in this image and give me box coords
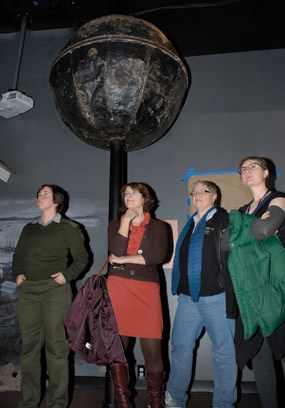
[228,156,285,408]
[107,182,168,408]
[165,180,237,408]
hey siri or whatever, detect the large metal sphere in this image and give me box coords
[49,14,189,151]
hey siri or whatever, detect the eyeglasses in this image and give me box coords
[189,189,211,197]
[122,191,141,198]
[238,162,263,175]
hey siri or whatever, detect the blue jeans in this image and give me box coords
[167,293,237,408]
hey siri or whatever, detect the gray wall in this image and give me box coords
[1,28,284,381]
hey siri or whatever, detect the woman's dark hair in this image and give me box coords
[37,184,69,214]
[120,182,155,212]
[238,156,276,191]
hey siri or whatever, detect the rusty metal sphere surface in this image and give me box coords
[49,14,189,151]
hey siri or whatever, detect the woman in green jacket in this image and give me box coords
[230,156,285,408]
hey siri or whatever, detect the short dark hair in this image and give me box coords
[120,182,155,212]
[238,156,276,191]
[37,184,69,214]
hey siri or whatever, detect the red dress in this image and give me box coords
[107,212,163,339]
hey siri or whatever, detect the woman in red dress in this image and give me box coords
[107,182,168,408]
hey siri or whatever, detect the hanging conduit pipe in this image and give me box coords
[12,14,28,90]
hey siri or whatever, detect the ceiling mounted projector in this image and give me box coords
[0,90,34,118]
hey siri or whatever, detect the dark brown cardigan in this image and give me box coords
[108,218,168,283]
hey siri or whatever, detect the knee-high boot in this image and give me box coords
[146,371,164,408]
[110,363,131,408]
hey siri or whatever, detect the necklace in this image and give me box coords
[246,190,270,214]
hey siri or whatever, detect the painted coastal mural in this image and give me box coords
[0,197,108,377]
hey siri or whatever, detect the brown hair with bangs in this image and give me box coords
[120,182,155,213]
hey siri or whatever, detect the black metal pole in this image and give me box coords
[108,140,127,222]
[103,139,127,408]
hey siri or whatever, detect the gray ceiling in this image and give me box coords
[0,0,284,57]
